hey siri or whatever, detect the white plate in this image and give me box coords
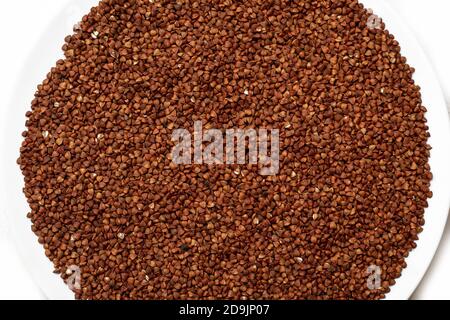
[0,0,449,300]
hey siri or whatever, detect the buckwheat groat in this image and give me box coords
[18,0,432,300]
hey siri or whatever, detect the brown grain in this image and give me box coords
[18,0,432,300]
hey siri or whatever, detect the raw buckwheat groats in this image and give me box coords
[18,0,432,300]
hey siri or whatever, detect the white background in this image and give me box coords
[0,0,448,300]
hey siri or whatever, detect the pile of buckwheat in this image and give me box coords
[18,0,432,300]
